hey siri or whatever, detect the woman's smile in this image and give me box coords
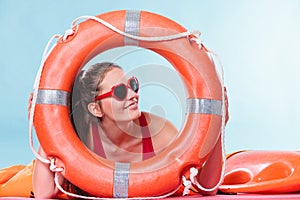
[124,98,139,110]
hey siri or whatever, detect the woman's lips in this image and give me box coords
[127,102,138,110]
[124,99,138,109]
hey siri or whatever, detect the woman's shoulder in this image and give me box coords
[141,112,178,150]
[141,111,174,127]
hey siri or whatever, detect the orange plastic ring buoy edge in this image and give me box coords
[220,150,300,194]
[34,10,223,198]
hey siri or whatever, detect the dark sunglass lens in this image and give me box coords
[129,78,139,93]
[114,84,127,100]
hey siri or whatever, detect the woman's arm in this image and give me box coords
[196,135,223,195]
[195,87,229,195]
[32,147,64,199]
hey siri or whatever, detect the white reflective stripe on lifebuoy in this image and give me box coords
[36,89,69,106]
[124,10,140,46]
[113,162,131,198]
[186,98,222,116]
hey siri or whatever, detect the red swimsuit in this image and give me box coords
[91,112,155,161]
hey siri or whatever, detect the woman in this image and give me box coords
[32,62,179,198]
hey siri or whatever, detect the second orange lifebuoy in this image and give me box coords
[34,10,223,197]
[220,150,300,194]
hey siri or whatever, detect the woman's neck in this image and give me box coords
[98,117,141,147]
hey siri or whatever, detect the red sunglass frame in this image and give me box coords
[94,76,139,101]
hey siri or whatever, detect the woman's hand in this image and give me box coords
[224,87,229,124]
[28,92,33,119]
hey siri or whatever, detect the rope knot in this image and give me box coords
[190,167,199,184]
[62,28,75,41]
[50,158,64,173]
[182,176,192,196]
[189,30,203,50]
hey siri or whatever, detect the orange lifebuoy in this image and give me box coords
[220,150,300,194]
[34,10,223,197]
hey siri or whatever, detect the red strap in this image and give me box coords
[139,113,156,160]
[92,113,155,160]
[92,121,106,158]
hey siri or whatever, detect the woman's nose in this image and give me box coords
[127,87,139,99]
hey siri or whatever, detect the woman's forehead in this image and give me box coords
[102,68,128,86]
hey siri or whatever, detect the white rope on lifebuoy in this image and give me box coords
[67,15,202,43]
[53,172,181,200]
[29,34,62,165]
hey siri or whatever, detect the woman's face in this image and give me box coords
[98,68,141,123]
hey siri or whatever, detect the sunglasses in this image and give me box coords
[94,76,139,101]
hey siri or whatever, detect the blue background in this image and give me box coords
[1,0,300,169]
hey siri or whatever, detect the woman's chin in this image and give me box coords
[129,109,141,120]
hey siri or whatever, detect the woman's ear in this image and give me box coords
[88,102,103,118]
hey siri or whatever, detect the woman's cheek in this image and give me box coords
[108,100,125,117]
